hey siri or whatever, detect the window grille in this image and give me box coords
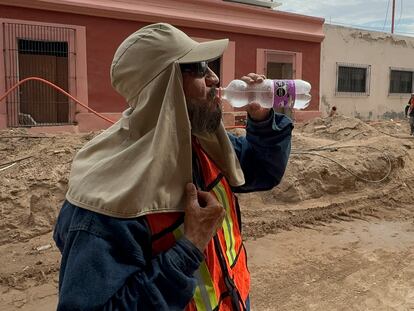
[335,63,371,96]
[3,22,77,127]
[389,69,413,94]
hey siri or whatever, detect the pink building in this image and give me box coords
[0,0,324,132]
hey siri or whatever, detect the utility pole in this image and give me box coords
[391,0,396,34]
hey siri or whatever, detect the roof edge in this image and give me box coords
[0,0,325,42]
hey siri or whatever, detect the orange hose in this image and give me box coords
[0,77,115,125]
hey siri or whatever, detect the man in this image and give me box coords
[53,23,293,310]
[405,94,414,135]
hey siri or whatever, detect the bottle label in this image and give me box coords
[273,80,296,109]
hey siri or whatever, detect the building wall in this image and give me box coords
[183,30,321,112]
[0,5,135,114]
[0,2,323,130]
[321,24,414,120]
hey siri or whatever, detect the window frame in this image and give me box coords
[388,67,414,95]
[335,62,371,96]
[0,18,87,127]
[256,49,303,80]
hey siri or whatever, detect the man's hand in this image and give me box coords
[240,73,271,122]
[184,183,225,252]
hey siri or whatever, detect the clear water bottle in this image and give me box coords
[219,79,312,110]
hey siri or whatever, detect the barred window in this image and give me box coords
[389,70,413,93]
[3,22,77,127]
[337,66,368,93]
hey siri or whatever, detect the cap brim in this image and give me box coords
[178,39,229,64]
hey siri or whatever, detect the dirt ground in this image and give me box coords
[1,115,414,310]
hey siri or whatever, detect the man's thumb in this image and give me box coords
[185,183,198,208]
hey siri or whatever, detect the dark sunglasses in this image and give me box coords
[180,61,209,78]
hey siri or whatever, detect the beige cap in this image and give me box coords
[111,23,229,103]
[178,38,229,64]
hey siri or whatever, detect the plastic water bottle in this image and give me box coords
[219,79,312,110]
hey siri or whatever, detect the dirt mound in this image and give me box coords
[266,137,409,204]
[258,115,413,204]
[238,115,414,238]
[368,118,411,137]
[300,115,377,140]
[0,129,95,246]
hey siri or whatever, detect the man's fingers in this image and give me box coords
[247,73,265,82]
[186,184,222,210]
[241,73,265,84]
[216,208,226,230]
[241,75,254,83]
[197,189,220,207]
[185,183,198,209]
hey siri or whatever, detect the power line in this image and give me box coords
[396,0,403,27]
[382,0,391,31]
[391,0,396,33]
[326,20,414,36]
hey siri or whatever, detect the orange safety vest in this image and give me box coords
[145,139,250,311]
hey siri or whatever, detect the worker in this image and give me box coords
[53,23,293,310]
[405,94,414,135]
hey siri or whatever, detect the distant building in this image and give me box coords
[0,0,324,131]
[321,24,414,120]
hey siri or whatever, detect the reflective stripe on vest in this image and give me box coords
[173,225,219,311]
[211,182,237,266]
[193,140,242,268]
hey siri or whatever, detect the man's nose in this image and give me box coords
[205,68,219,86]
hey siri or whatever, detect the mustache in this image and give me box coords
[207,87,217,101]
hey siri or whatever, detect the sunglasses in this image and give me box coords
[180,61,209,78]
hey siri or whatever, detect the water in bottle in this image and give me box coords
[219,79,312,110]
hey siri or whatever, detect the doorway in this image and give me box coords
[18,39,69,125]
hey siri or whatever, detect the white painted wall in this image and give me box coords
[321,24,414,120]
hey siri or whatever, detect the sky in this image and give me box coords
[276,0,414,36]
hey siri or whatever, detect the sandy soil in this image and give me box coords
[1,115,414,310]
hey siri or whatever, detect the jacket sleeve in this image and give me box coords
[228,110,293,193]
[54,202,203,311]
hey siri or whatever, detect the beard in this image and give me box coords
[186,87,222,133]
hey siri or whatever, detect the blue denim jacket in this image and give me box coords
[54,111,292,310]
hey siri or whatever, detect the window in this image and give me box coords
[261,50,299,80]
[2,21,79,127]
[336,63,370,95]
[1,19,89,129]
[267,62,293,79]
[256,49,302,80]
[18,39,70,125]
[389,69,413,94]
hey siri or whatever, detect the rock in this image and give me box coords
[35,244,51,252]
